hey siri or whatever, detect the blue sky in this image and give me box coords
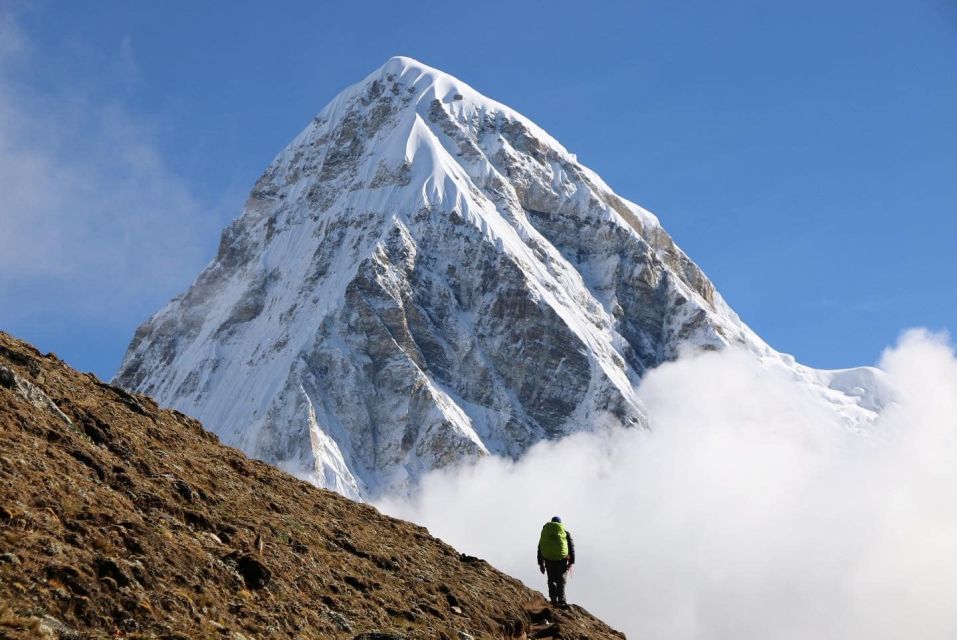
[0,0,954,379]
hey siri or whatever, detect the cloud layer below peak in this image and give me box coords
[380,329,957,640]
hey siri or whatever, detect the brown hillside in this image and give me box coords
[0,331,623,640]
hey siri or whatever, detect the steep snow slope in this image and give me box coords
[115,57,888,498]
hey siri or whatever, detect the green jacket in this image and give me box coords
[538,522,575,562]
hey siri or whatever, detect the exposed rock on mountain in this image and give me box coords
[115,57,886,499]
[0,331,622,639]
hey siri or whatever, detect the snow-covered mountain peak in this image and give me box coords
[116,58,886,499]
[371,55,477,104]
[270,55,661,230]
[332,55,574,159]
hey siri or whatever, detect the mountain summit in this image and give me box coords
[115,57,885,498]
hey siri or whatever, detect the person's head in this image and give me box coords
[551,516,562,523]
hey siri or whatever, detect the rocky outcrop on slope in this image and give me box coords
[0,331,623,639]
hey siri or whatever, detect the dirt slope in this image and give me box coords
[0,331,623,639]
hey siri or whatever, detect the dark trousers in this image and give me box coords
[544,558,569,604]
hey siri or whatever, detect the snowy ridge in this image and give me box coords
[115,57,889,498]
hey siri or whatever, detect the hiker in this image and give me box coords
[537,516,575,607]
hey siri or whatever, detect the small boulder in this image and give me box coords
[94,556,131,588]
[173,479,195,502]
[234,553,271,589]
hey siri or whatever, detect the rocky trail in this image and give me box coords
[0,331,622,639]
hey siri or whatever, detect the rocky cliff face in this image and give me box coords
[0,331,623,639]
[115,57,885,499]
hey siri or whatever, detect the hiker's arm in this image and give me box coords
[567,531,575,564]
[537,544,544,572]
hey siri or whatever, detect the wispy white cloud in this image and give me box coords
[0,7,25,59]
[380,330,957,639]
[0,8,217,323]
[118,34,140,92]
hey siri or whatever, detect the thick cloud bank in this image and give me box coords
[379,330,957,639]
